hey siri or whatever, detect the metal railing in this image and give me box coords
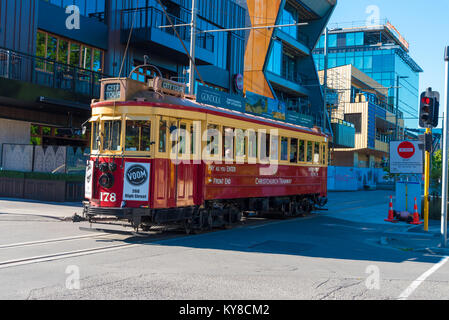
[121,6,214,52]
[0,47,107,98]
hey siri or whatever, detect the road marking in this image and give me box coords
[398,256,449,300]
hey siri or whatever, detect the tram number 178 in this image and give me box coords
[101,192,117,202]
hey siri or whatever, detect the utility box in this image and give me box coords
[395,179,422,214]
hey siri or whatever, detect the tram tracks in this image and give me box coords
[0,214,318,270]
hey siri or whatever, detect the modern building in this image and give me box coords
[313,19,423,129]
[241,0,337,130]
[0,0,247,162]
[319,64,404,168]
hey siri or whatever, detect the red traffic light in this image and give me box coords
[421,97,431,105]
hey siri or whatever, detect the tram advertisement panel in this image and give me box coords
[85,161,94,200]
[123,162,151,201]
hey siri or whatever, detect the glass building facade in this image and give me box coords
[42,0,106,17]
[313,28,422,128]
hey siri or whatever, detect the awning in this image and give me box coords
[88,116,100,122]
[125,115,151,121]
[101,116,122,121]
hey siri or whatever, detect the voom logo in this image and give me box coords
[126,165,148,186]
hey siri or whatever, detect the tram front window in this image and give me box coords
[92,122,100,151]
[125,120,151,152]
[103,120,122,151]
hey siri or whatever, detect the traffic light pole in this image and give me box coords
[424,128,431,232]
[441,47,449,247]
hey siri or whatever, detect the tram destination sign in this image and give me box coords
[149,77,186,98]
[104,83,121,101]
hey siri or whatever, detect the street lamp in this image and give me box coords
[395,75,409,140]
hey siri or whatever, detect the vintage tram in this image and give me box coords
[83,72,329,233]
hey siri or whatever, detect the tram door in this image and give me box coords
[168,119,195,208]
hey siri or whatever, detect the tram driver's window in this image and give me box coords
[92,122,100,151]
[281,137,288,161]
[299,140,305,162]
[159,120,167,153]
[125,121,151,152]
[103,120,121,151]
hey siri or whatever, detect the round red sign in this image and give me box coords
[397,141,415,159]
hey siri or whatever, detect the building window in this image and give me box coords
[35,30,104,72]
[329,34,337,48]
[281,3,298,39]
[345,113,362,133]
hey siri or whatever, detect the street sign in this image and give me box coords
[390,141,424,174]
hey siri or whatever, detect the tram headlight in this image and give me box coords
[109,162,117,172]
[99,162,109,173]
[99,173,114,189]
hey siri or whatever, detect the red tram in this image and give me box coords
[83,75,329,233]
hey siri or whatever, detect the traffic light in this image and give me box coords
[419,88,440,128]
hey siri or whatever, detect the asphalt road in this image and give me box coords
[0,190,448,300]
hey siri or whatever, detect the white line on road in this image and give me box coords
[398,256,449,300]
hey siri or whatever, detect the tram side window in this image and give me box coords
[314,143,320,164]
[322,143,327,165]
[259,132,270,162]
[178,123,187,155]
[290,138,298,163]
[235,129,246,159]
[125,121,151,152]
[159,120,167,153]
[103,120,121,151]
[281,137,289,161]
[207,124,219,156]
[299,140,305,162]
[92,122,100,151]
[270,135,279,161]
[307,141,313,163]
[248,130,257,160]
[223,127,234,161]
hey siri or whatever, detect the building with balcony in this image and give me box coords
[319,64,404,169]
[0,0,336,169]
[313,19,423,129]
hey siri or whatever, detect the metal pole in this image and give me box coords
[395,75,400,140]
[188,0,197,96]
[424,127,431,231]
[323,28,328,130]
[441,46,449,247]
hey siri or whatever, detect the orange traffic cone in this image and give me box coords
[385,196,398,223]
[409,197,424,225]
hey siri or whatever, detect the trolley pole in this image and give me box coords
[188,0,197,96]
[441,46,449,247]
[424,127,432,232]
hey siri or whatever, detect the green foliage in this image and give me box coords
[431,149,442,192]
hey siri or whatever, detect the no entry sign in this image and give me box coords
[397,141,415,159]
[390,141,423,174]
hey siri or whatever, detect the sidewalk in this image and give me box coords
[324,191,448,253]
[0,198,83,220]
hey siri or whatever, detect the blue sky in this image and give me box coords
[328,0,449,128]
